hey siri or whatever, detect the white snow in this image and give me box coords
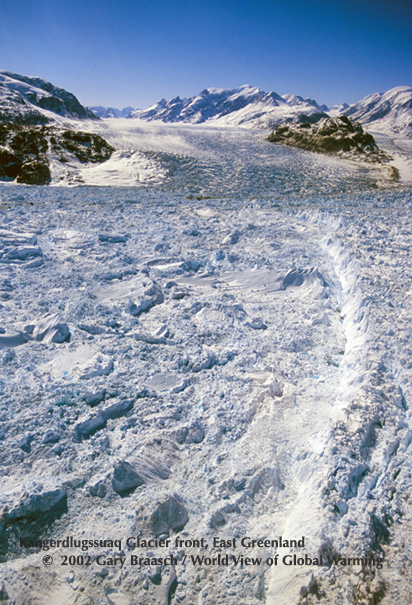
[343,86,412,136]
[38,118,412,189]
[130,85,325,129]
[0,122,412,605]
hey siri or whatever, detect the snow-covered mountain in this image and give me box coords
[281,93,327,112]
[88,105,136,119]
[0,71,97,124]
[130,85,328,129]
[343,86,412,136]
[130,84,412,136]
[2,70,411,137]
[327,102,349,117]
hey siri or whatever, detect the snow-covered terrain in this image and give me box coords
[0,73,115,186]
[3,70,411,140]
[126,84,412,137]
[0,71,97,124]
[343,87,412,137]
[130,86,327,129]
[1,123,412,604]
[327,103,349,117]
[43,119,412,188]
[88,107,137,119]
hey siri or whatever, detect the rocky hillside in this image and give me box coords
[0,71,97,125]
[130,85,327,129]
[0,123,114,184]
[0,72,116,184]
[267,116,392,164]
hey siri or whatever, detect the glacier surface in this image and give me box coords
[0,124,412,604]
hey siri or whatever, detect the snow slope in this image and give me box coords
[327,102,349,117]
[0,71,97,124]
[130,85,327,129]
[344,86,412,136]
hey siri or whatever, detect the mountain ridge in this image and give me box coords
[0,71,411,137]
[88,105,136,119]
[129,84,328,129]
[0,71,98,124]
[343,86,412,136]
[127,84,412,136]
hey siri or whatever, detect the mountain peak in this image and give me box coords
[0,71,97,124]
[344,85,412,135]
[130,85,327,128]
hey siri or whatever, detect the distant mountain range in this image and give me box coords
[88,105,137,119]
[128,85,328,129]
[93,84,412,136]
[344,86,412,136]
[0,70,411,137]
[128,85,412,135]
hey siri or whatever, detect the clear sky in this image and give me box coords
[0,0,411,109]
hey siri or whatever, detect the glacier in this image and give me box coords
[0,123,412,604]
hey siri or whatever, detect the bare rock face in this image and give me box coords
[16,160,51,185]
[9,126,48,155]
[150,494,189,536]
[0,149,22,179]
[112,461,145,495]
[267,115,391,164]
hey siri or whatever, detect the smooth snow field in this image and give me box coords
[1,124,412,605]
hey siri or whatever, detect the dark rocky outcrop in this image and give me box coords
[16,160,51,185]
[0,149,22,179]
[0,123,114,185]
[9,127,48,155]
[267,115,390,163]
[54,131,113,163]
[112,461,145,494]
[150,494,189,536]
[0,71,112,184]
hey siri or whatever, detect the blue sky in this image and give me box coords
[0,0,411,108]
